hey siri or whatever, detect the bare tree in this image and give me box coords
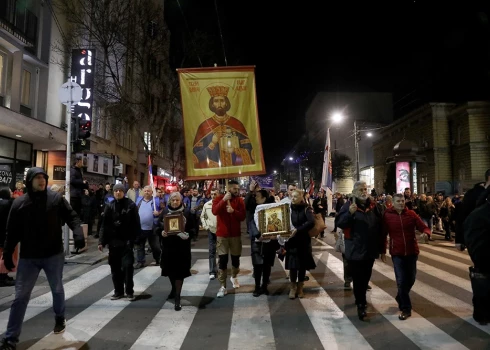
[52,0,179,154]
[331,151,353,181]
[163,124,186,181]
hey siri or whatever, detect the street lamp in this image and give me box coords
[332,112,361,181]
[332,112,343,124]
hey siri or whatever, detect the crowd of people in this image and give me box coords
[0,160,489,349]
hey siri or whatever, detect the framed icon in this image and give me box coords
[164,213,185,235]
[257,203,291,238]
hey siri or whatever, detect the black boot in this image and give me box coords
[253,286,261,297]
[174,297,182,311]
[357,304,367,320]
[260,285,269,295]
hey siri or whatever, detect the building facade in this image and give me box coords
[373,101,490,195]
[0,1,69,189]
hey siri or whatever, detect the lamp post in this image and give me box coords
[331,113,373,183]
[298,162,303,190]
[354,120,360,181]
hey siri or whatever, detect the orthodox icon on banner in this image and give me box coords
[177,66,265,180]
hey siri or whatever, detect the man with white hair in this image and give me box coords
[134,186,162,268]
[337,181,385,321]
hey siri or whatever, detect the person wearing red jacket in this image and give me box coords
[212,180,246,298]
[381,193,431,321]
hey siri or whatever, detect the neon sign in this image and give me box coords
[70,49,95,122]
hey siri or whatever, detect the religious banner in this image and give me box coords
[177,66,265,180]
[250,175,274,189]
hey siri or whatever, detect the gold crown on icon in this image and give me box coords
[207,85,229,97]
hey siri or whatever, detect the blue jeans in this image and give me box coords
[422,217,433,231]
[6,252,65,343]
[208,230,217,276]
[392,255,418,312]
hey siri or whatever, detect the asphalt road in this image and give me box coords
[0,217,488,350]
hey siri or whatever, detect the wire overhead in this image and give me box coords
[45,0,67,43]
[176,0,203,67]
[214,0,228,66]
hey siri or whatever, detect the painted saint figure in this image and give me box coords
[267,212,283,232]
[193,86,255,169]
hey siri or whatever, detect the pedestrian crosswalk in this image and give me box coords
[1,241,489,350]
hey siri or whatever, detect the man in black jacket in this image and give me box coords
[1,167,84,349]
[455,169,490,250]
[464,192,490,325]
[98,183,140,301]
[70,156,88,216]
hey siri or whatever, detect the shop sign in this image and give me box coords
[53,166,66,180]
[0,170,12,184]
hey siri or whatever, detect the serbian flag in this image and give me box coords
[205,180,216,197]
[308,177,315,196]
[321,128,333,191]
[148,155,157,211]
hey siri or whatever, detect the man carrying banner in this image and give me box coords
[212,180,246,297]
[192,86,255,169]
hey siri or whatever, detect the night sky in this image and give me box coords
[165,1,490,172]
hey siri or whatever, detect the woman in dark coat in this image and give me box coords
[157,191,191,311]
[285,189,316,299]
[248,190,278,296]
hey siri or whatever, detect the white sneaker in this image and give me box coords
[217,286,227,298]
[422,233,429,244]
[209,275,216,280]
[230,276,240,288]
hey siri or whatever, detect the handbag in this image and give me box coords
[306,207,327,238]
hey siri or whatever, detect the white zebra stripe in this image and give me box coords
[26,266,161,350]
[229,256,276,350]
[280,254,373,350]
[130,259,209,350]
[323,253,469,350]
[374,253,490,335]
[0,265,111,332]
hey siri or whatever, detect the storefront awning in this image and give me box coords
[0,107,66,150]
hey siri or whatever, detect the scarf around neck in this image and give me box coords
[168,203,185,214]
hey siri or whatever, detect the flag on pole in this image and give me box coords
[148,155,157,211]
[308,177,315,196]
[321,128,333,191]
[205,179,216,197]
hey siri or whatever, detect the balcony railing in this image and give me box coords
[0,0,37,48]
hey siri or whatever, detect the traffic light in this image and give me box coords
[78,118,91,139]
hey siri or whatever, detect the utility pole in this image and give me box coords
[354,120,360,181]
[58,79,82,255]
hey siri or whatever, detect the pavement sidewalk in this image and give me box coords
[64,235,108,266]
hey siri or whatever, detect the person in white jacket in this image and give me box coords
[201,190,218,280]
